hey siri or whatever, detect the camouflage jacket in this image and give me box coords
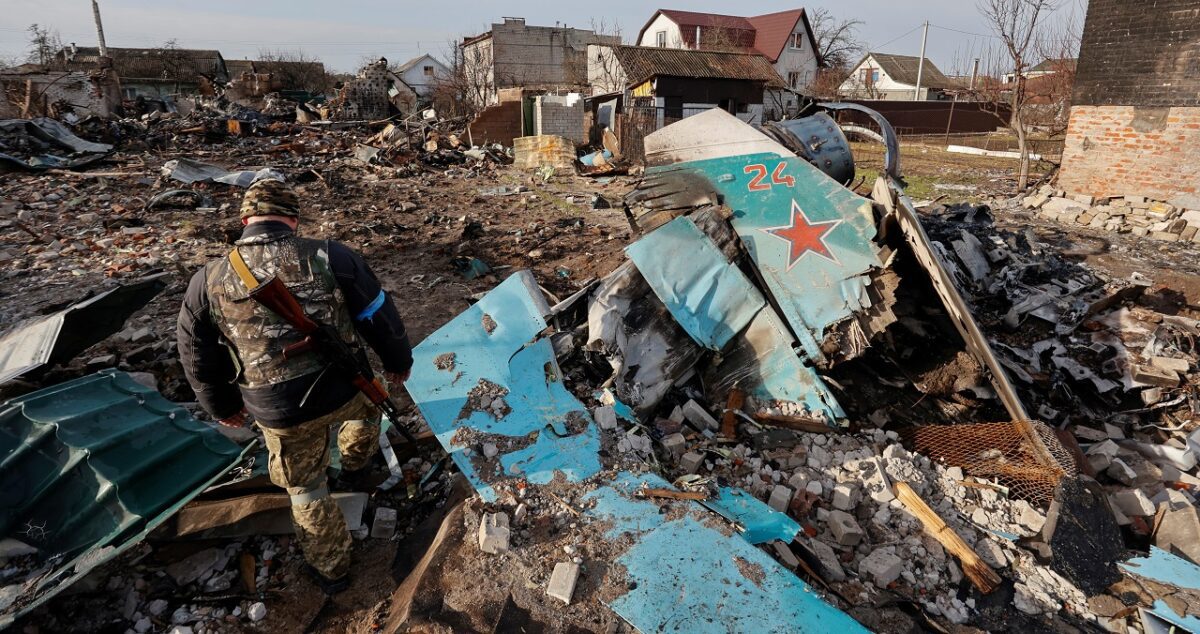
[177,221,412,428]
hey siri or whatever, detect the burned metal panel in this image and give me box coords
[0,370,248,626]
[705,308,844,424]
[872,177,1030,421]
[626,216,766,351]
[0,275,167,384]
[583,472,866,633]
[1120,546,1200,591]
[703,486,801,544]
[406,271,601,501]
[586,262,706,417]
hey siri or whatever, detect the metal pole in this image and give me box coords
[913,21,929,101]
[969,58,980,90]
[91,0,108,57]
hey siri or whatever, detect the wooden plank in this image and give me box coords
[893,481,1001,594]
[721,388,745,438]
[638,488,708,501]
[752,412,833,434]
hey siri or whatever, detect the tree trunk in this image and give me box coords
[1011,75,1030,190]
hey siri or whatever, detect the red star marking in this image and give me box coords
[761,200,843,269]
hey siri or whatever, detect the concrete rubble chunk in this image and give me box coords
[1155,505,1200,565]
[593,406,618,430]
[478,512,511,554]
[832,484,856,511]
[248,602,267,622]
[771,540,800,571]
[1105,458,1137,486]
[371,507,397,539]
[164,547,222,586]
[680,451,705,474]
[1150,356,1190,374]
[681,400,719,430]
[1110,489,1156,517]
[547,561,581,604]
[660,432,687,458]
[1132,363,1180,387]
[975,538,1005,569]
[827,510,863,546]
[807,539,846,581]
[858,549,904,588]
[768,485,793,512]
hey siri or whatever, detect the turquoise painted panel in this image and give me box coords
[583,472,866,634]
[1121,546,1200,591]
[406,271,601,502]
[705,486,801,544]
[626,217,766,351]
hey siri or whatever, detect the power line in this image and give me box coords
[930,24,1002,40]
[866,23,925,52]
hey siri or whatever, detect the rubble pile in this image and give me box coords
[1025,185,1200,245]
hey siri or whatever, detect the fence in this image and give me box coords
[618,104,728,162]
[832,100,1012,136]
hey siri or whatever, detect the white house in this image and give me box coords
[634,9,821,118]
[395,54,449,99]
[839,52,958,100]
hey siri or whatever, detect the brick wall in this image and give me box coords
[1059,0,1200,205]
[1072,0,1200,107]
[1059,106,1200,203]
[468,100,523,145]
[533,95,584,143]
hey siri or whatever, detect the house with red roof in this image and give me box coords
[635,9,821,117]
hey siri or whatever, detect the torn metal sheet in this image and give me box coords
[406,271,600,502]
[583,472,866,633]
[872,177,1030,421]
[705,307,844,424]
[1141,600,1200,634]
[626,216,766,351]
[587,261,705,416]
[161,158,284,187]
[0,370,249,626]
[702,486,801,544]
[0,274,168,384]
[1120,546,1200,591]
[0,118,113,171]
[642,110,889,365]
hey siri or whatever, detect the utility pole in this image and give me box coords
[969,57,980,90]
[91,0,108,58]
[913,20,929,101]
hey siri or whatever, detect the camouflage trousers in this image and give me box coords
[258,393,380,579]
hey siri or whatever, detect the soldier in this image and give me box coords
[177,179,412,594]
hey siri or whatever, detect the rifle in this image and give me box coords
[229,249,419,446]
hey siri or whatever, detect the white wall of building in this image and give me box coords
[840,54,916,99]
[399,54,448,99]
[638,14,686,48]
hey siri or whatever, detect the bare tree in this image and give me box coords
[808,8,864,71]
[979,0,1058,189]
[26,24,62,67]
[256,49,331,94]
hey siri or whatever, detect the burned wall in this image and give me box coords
[1059,0,1200,202]
[0,70,121,119]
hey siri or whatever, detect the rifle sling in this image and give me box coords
[228,247,261,291]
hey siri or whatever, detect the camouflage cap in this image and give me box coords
[240,179,300,219]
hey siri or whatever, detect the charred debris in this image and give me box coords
[1,88,1200,634]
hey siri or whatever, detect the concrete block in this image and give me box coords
[1132,363,1179,387]
[1071,194,1095,205]
[832,484,857,511]
[371,507,397,539]
[478,512,511,554]
[593,406,617,430]
[1156,506,1200,565]
[1110,489,1156,517]
[1105,458,1136,486]
[808,539,846,581]
[681,400,719,430]
[771,540,800,571]
[680,451,705,474]
[660,432,687,458]
[768,485,793,512]
[1150,356,1190,374]
[547,562,581,604]
[858,549,904,587]
[827,510,863,546]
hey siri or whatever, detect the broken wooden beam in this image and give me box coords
[637,487,708,501]
[893,481,1001,594]
[721,388,745,438]
[753,412,832,434]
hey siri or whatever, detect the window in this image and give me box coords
[423,65,434,76]
[862,68,880,85]
[791,32,803,49]
[788,71,800,88]
[656,30,667,47]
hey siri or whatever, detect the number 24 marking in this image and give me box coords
[744,162,795,191]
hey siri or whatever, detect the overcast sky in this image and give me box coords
[1,0,1085,74]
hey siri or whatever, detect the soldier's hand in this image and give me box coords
[218,408,249,428]
[385,370,410,386]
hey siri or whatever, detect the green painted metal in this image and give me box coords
[0,370,248,626]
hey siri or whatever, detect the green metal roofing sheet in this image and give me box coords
[0,370,249,626]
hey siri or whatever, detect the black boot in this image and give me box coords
[304,564,350,595]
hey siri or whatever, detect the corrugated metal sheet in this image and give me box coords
[0,275,167,384]
[613,46,785,88]
[0,370,248,626]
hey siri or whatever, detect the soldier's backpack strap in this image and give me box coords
[228,247,261,291]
